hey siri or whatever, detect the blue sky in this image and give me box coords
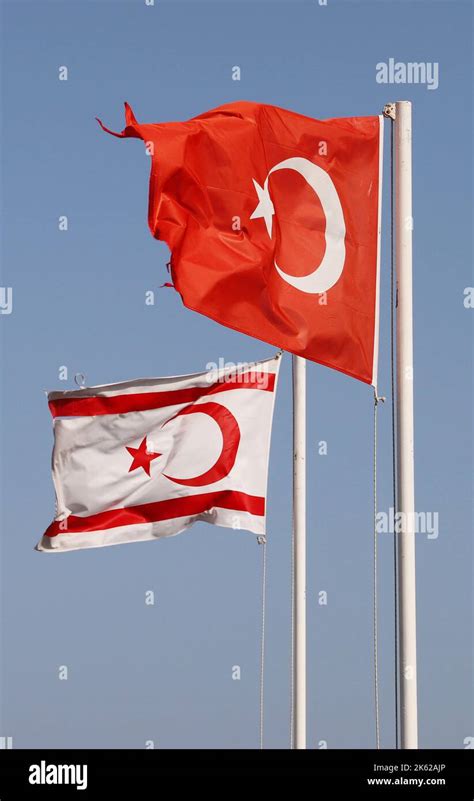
[0,0,472,749]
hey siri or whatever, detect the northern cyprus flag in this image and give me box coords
[37,357,280,553]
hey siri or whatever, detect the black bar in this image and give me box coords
[0,748,472,797]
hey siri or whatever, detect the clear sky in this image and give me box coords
[0,0,472,749]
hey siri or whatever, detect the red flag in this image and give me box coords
[98,102,383,385]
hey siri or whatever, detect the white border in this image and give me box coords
[371,114,384,389]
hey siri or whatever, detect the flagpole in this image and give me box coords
[394,100,418,748]
[292,354,306,749]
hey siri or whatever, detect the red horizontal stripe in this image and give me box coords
[49,373,275,418]
[44,490,265,537]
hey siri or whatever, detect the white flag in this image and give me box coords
[37,356,281,552]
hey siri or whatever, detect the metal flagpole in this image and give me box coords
[292,354,307,748]
[394,100,418,748]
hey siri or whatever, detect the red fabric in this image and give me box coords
[44,490,264,537]
[98,102,382,383]
[48,372,275,418]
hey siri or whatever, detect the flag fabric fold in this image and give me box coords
[37,356,280,553]
[98,101,383,385]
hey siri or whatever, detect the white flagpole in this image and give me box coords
[292,354,307,748]
[394,100,418,748]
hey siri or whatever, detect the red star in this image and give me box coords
[126,436,161,476]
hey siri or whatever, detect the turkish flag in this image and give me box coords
[37,357,280,552]
[98,102,383,385]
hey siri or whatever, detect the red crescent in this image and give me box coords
[162,402,241,487]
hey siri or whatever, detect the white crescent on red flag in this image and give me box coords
[99,102,383,385]
[37,357,280,553]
